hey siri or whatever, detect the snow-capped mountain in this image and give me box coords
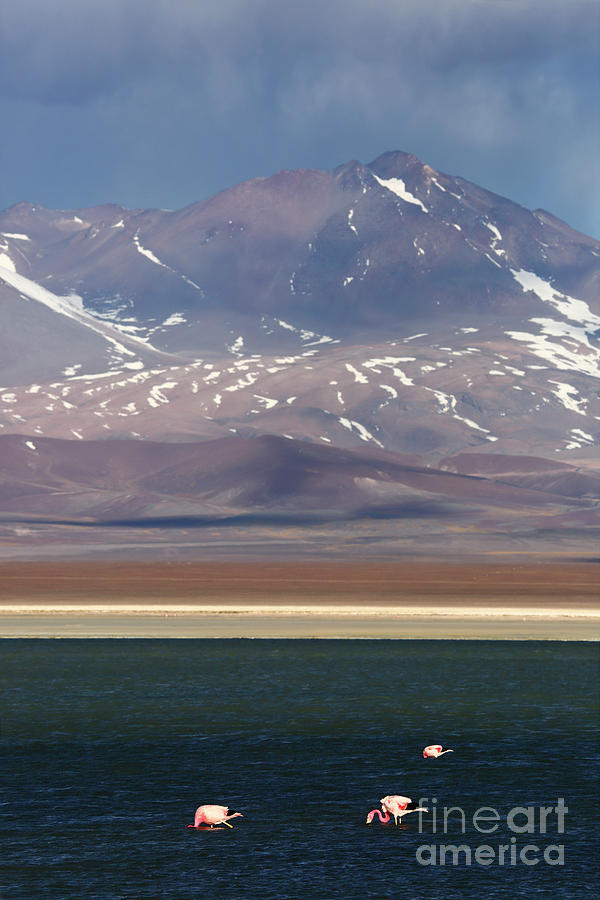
[1,151,599,460]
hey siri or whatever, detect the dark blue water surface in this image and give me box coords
[1,640,598,899]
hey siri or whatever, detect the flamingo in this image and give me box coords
[188,804,243,829]
[366,808,393,825]
[369,795,428,826]
[423,744,453,758]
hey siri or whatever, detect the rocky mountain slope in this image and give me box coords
[0,151,598,550]
[1,433,597,534]
[1,151,598,461]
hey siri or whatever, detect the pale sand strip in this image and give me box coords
[2,604,600,618]
[1,605,599,639]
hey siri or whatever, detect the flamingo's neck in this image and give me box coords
[376,808,391,823]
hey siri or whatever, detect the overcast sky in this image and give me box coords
[1,0,598,236]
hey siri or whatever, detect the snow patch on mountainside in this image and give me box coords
[549,381,588,416]
[507,318,600,378]
[339,416,383,448]
[424,386,496,439]
[147,381,177,407]
[0,263,165,363]
[345,363,368,384]
[484,220,505,257]
[162,312,187,327]
[273,318,337,346]
[228,336,244,356]
[363,357,415,386]
[511,269,600,329]
[133,233,203,292]
[254,394,278,410]
[0,264,84,315]
[372,174,428,213]
[134,235,166,268]
[348,208,358,235]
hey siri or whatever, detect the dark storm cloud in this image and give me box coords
[1,0,598,235]
[2,0,596,103]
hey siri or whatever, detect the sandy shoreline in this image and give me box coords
[3,603,600,618]
[1,614,597,640]
[1,605,598,640]
[1,560,598,639]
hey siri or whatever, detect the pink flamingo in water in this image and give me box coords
[366,808,394,825]
[366,795,428,826]
[423,744,453,758]
[187,804,243,829]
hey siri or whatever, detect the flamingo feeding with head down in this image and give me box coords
[366,807,393,825]
[187,804,243,829]
[423,744,453,758]
[367,795,428,826]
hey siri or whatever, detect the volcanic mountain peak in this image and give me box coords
[368,149,429,180]
[0,151,598,462]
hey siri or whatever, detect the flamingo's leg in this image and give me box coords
[221,820,234,828]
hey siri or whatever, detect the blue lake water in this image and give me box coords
[2,639,599,898]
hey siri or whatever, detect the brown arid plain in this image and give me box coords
[1,560,598,639]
